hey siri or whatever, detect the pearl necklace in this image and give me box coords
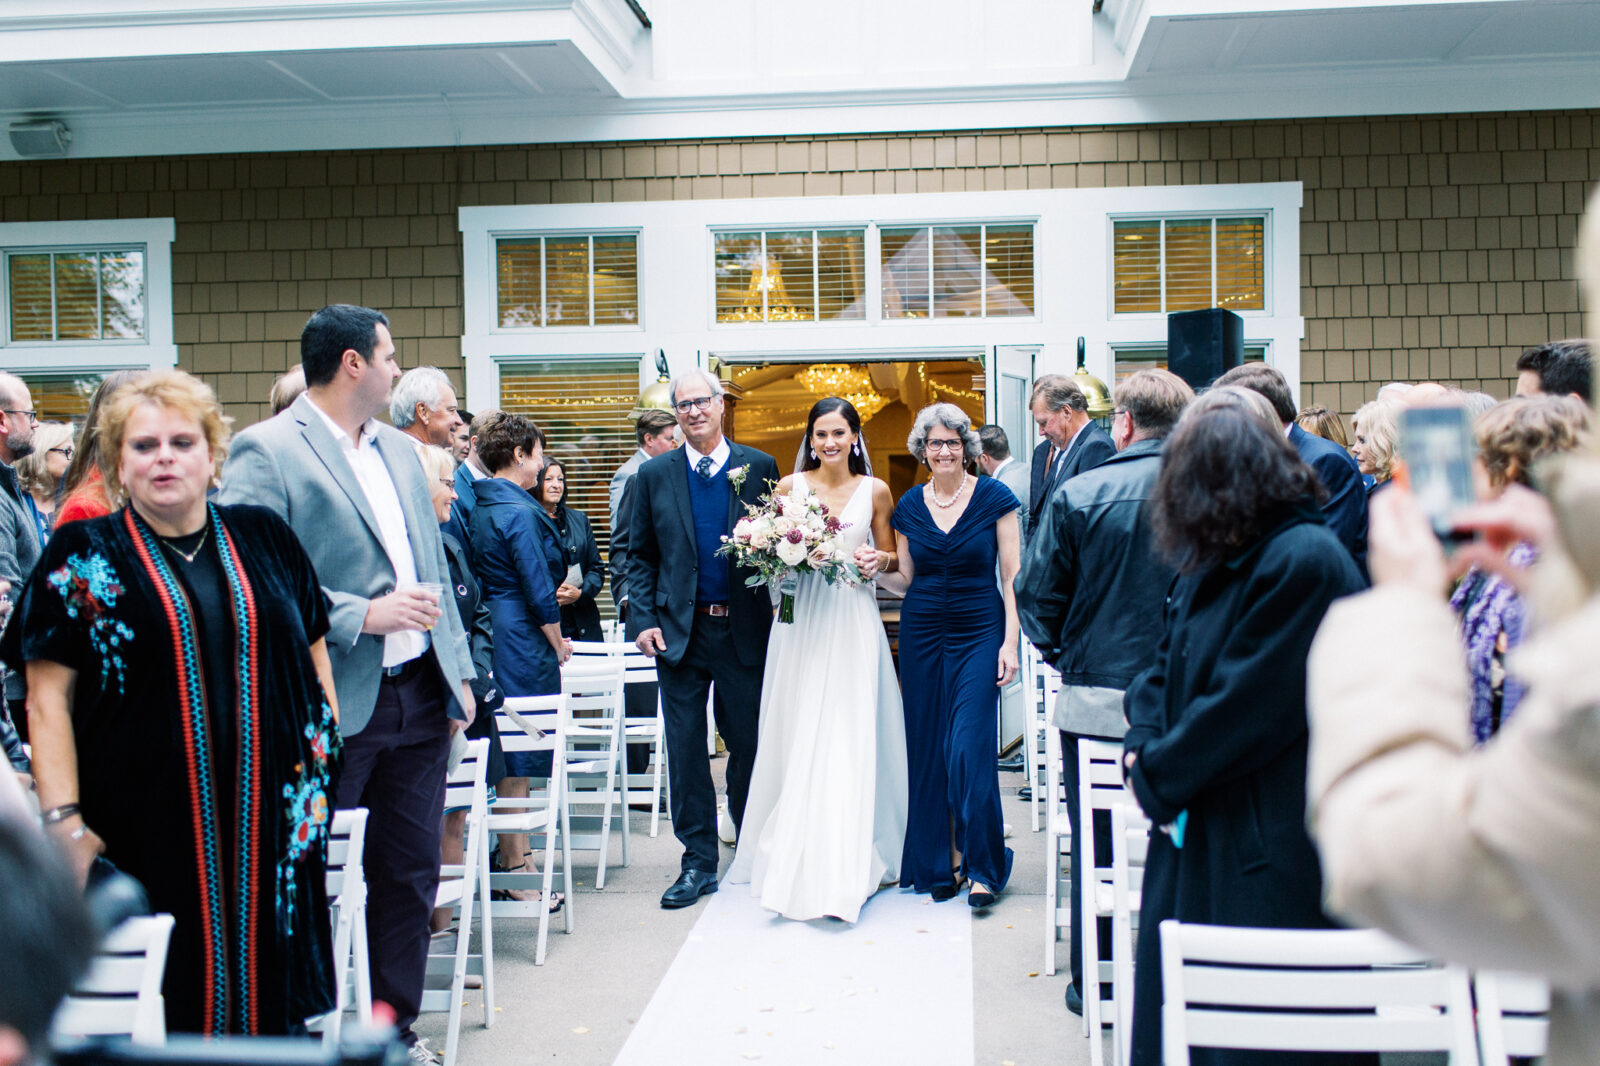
[928,472,970,510]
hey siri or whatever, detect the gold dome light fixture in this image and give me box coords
[796,362,890,420]
[630,349,674,420]
[1072,336,1114,419]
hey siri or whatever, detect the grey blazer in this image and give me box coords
[217,392,474,736]
[991,455,1031,542]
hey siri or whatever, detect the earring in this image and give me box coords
[852,441,861,456]
[809,448,817,461]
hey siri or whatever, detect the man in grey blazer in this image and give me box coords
[977,424,1030,541]
[219,304,473,1065]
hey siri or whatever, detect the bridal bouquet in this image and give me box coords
[718,484,860,623]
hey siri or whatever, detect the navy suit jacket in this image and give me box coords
[1029,421,1116,526]
[1288,423,1368,569]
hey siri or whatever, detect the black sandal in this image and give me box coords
[490,859,565,912]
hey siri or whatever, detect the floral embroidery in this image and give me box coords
[48,553,137,694]
[277,699,340,935]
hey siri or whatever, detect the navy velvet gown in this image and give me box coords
[469,477,564,777]
[892,475,1019,893]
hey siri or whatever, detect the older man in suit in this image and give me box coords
[1028,374,1115,528]
[629,368,779,908]
[219,304,474,1066]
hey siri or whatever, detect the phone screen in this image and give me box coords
[1400,406,1476,541]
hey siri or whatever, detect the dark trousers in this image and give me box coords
[655,614,762,873]
[335,662,452,1040]
[623,680,658,776]
[1062,729,1113,993]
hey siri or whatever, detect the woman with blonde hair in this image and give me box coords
[1293,405,1349,449]
[1350,398,1401,489]
[1,370,340,1035]
[14,421,73,545]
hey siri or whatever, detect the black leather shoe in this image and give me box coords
[997,754,1025,773]
[661,869,719,909]
[1016,786,1033,801]
[1065,982,1083,1016]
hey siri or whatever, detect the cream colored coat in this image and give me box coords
[1308,584,1600,1064]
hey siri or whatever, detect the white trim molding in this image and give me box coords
[0,217,178,375]
[459,182,1304,410]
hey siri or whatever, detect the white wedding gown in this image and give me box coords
[726,473,909,923]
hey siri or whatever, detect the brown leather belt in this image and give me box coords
[694,603,730,617]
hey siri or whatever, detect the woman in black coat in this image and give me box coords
[1121,387,1367,1066]
[533,457,606,643]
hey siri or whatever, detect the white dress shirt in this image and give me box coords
[683,436,732,477]
[306,396,426,667]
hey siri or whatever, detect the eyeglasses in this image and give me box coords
[926,439,965,453]
[49,446,74,458]
[672,396,717,414]
[2,409,37,423]
[437,478,455,491]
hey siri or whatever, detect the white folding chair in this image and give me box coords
[1474,970,1550,1066]
[1029,657,1060,832]
[308,807,372,1043]
[52,914,176,1045]
[488,693,574,964]
[1109,803,1150,1066]
[1159,921,1479,1064]
[560,655,629,888]
[1077,737,1137,1061]
[422,738,494,1066]
[1041,705,1071,976]
[584,635,670,836]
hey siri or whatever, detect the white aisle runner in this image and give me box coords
[614,888,974,1066]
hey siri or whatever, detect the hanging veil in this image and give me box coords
[793,428,874,476]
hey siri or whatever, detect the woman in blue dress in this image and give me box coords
[883,403,1022,908]
[468,412,571,899]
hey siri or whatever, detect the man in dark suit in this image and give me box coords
[1028,374,1116,527]
[1215,363,1367,569]
[220,304,474,1066]
[628,368,779,908]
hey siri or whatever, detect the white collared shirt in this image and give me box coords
[991,455,1017,479]
[305,395,425,667]
[683,436,732,477]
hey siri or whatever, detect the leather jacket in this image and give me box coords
[1017,438,1177,692]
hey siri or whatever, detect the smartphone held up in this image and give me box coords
[1398,405,1477,546]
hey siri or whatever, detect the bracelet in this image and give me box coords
[41,802,82,825]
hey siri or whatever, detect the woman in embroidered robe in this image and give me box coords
[1,371,341,1036]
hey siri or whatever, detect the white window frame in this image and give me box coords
[1107,211,1272,320]
[489,228,643,333]
[708,226,872,327]
[459,183,1301,410]
[873,220,1039,324]
[0,218,177,374]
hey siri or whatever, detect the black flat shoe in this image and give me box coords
[929,869,966,902]
[661,868,719,909]
[968,886,997,909]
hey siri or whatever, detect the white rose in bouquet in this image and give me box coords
[748,524,773,550]
[731,517,756,543]
[781,494,809,520]
[772,515,796,537]
[776,536,808,567]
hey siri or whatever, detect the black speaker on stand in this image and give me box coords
[1167,308,1244,391]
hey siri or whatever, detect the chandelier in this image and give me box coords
[796,363,889,420]
[721,254,808,323]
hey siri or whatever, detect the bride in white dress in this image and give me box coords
[725,397,910,923]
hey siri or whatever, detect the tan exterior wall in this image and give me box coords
[2,109,1596,426]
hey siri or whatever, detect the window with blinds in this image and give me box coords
[17,374,104,424]
[498,357,642,615]
[1113,346,1267,384]
[880,223,1034,320]
[713,229,865,323]
[1112,217,1265,315]
[495,234,638,328]
[6,249,146,342]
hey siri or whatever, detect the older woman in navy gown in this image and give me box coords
[882,403,1021,908]
[468,411,571,899]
